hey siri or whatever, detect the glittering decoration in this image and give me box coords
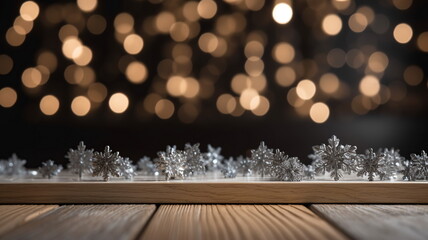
[303,164,316,180]
[410,150,428,180]
[271,150,304,181]
[237,155,252,176]
[39,160,62,179]
[204,144,224,171]
[250,141,273,178]
[118,157,137,180]
[377,148,404,180]
[400,159,415,181]
[65,141,93,180]
[156,145,187,180]
[137,156,156,174]
[92,146,121,181]
[357,148,385,181]
[221,158,238,178]
[184,143,205,176]
[3,154,27,176]
[312,135,358,181]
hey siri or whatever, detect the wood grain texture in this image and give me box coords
[311,205,428,240]
[141,205,348,240]
[0,205,57,236]
[0,181,427,203]
[1,204,156,240]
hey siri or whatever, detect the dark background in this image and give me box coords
[1,0,427,167]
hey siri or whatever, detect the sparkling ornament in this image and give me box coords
[377,148,404,180]
[221,158,238,178]
[250,141,273,178]
[156,145,187,180]
[204,144,224,171]
[400,159,415,181]
[237,155,252,176]
[410,150,428,180]
[3,154,27,176]
[184,143,205,175]
[312,135,358,181]
[357,148,385,181]
[271,150,304,181]
[39,160,62,179]
[65,141,94,180]
[303,164,316,180]
[138,156,157,175]
[118,157,137,180]
[92,146,121,181]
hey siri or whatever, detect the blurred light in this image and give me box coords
[245,0,265,11]
[296,79,316,100]
[250,74,267,93]
[123,34,144,54]
[21,67,42,88]
[170,22,190,42]
[216,94,236,114]
[287,88,304,108]
[155,11,176,33]
[216,15,237,36]
[327,48,346,68]
[417,32,428,52]
[0,55,13,75]
[178,103,199,123]
[0,87,17,108]
[197,0,217,19]
[109,93,129,114]
[231,74,250,94]
[322,14,342,36]
[309,102,330,123]
[87,15,107,35]
[319,73,340,94]
[183,1,200,22]
[166,76,187,97]
[275,66,296,87]
[251,95,269,116]
[77,0,97,12]
[36,65,50,85]
[72,46,92,66]
[198,33,218,53]
[155,99,174,119]
[357,6,375,24]
[143,93,162,113]
[183,77,200,98]
[59,24,79,42]
[332,0,351,11]
[393,23,413,44]
[13,16,33,35]
[272,42,295,64]
[240,88,259,110]
[114,13,134,34]
[87,82,107,103]
[37,51,57,73]
[20,1,39,21]
[125,61,148,84]
[345,49,365,69]
[71,96,91,116]
[348,13,368,33]
[392,0,413,10]
[370,14,390,34]
[245,41,264,58]
[40,95,59,116]
[245,57,264,77]
[6,27,26,47]
[359,75,380,97]
[403,65,423,86]
[368,51,389,73]
[272,3,293,25]
[62,37,82,59]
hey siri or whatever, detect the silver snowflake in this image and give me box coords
[39,160,62,179]
[250,141,273,178]
[303,164,316,180]
[156,145,187,180]
[271,150,303,181]
[92,146,121,181]
[138,156,156,175]
[377,148,404,180]
[237,155,252,176]
[221,158,238,178]
[204,144,224,171]
[184,143,205,175]
[3,154,27,176]
[268,149,285,176]
[400,159,415,181]
[357,148,385,181]
[312,135,358,181]
[118,157,137,180]
[410,150,428,180]
[65,141,94,180]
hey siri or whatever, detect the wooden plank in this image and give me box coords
[0,205,57,236]
[140,205,348,240]
[311,205,428,240]
[0,181,427,203]
[1,205,156,240]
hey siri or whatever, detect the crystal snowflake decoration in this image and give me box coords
[250,141,273,178]
[357,148,385,181]
[269,149,286,176]
[184,143,205,175]
[118,157,137,180]
[410,150,428,180]
[65,141,94,180]
[237,155,252,176]
[92,146,121,181]
[156,145,187,180]
[221,158,238,178]
[137,156,157,175]
[39,160,62,179]
[312,135,358,181]
[400,159,415,181]
[303,164,316,180]
[204,144,224,171]
[271,150,304,181]
[377,148,404,180]
[3,154,27,176]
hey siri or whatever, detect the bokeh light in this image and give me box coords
[393,23,413,44]
[40,95,60,116]
[309,102,330,124]
[0,87,17,108]
[109,93,129,114]
[71,96,91,116]
[272,3,293,25]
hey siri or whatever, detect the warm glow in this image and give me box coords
[62,37,82,59]
[37,51,57,73]
[310,102,330,124]
[245,41,264,58]
[40,95,60,116]
[393,23,413,44]
[71,96,91,116]
[77,0,97,12]
[251,96,269,116]
[322,14,342,36]
[296,80,316,100]
[13,16,33,35]
[21,67,42,88]
[245,57,264,77]
[417,32,428,52]
[359,75,380,97]
[123,34,144,54]
[114,13,134,34]
[125,61,148,84]
[170,22,190,42]
[319,73,340,94]
[217,94,235,114]
[166,76,187,97]
[58,24,79,42]
[348,13,368,33]
[20,1,39,21]
[87,82,107,103]
[155,11,176,33]
[272,42,295,64]
[239,88,259,110]
[109,93,129,114]
[272,3,293,25]
[368,52,389,73]
[275,66,296,87]
[392,0,413,10]
[0,55,14,75]
[87,15,107,35]
[0,87,17,108]
[197,0,217,19]
[6,27,26,47]
[155,99,175,119]
[198,33,219,53]
[403,65,423,86]
[72,46,92,66]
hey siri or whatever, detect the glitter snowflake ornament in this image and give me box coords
[312,135,358,181]
[357,148,386,181]
[410,150,428,180]
[156,145,187,180]
[303,164,316,180]
[3,154,27,176]
[184,143,205,175]
[118,157,137,180]
[138,156,157,175]
[39,160,62,179]
[65,141,94,180]
[271,150,304,181]
[92,146,121,181]
[377,148,404,180]
[237,155,252,176]
[221,158,238,178]
[400,159,415,181]
[204,144,224,171]
[250,141,273,178]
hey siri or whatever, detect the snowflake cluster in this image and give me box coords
[39,160,62,179]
